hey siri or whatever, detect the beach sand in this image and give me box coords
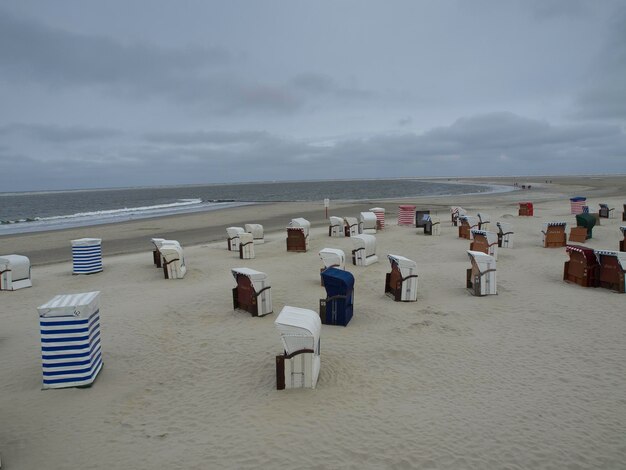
[1,176,625,469]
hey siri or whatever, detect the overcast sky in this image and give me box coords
[1,0,625,191]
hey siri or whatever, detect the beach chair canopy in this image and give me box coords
[160,242,183,259]
[231,267,267,290]
[289,218,310,234]
[595,250,626,270]
[245,224,263,237]
[544,221,567,229]
[467,250,495,269]
[387,254,417,277]
[360,211,377,224]
[352,234,376,253]
[71,237,102,247]
[275,306,321,355]
[227,227,245,238]
[471,229,498,243]
[239,232,254,244]
[370,207,385,213]
[319,248,345,269]
[321,267,354,298]
[151,238,166,248]
[576,213,596,229]
[0,255,30,282]
[329,216,343,227]
[496,222,513,233]
[477,212,491,223]
[37,291,101,318]
[566,245,599,265]
[344,216,358,227]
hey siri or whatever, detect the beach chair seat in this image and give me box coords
[319,268,354,326]
[518,202,534,216]
[477,212,491,231]
[496,222,514,248]
[37,291,103,389]
[231,268,272,316]
[458,215,479,240]
[563,245,599,288]
[398,205,416,226]
[150,238,166,267]
[620,226,626,252]
[275,306,321,390]
[160,241,186,279]
[359,211,377,234]
[470,229,499,260]
[351,234,378,266]
[595,250,626,293]
[423,216,441,236]
[369,207,386,229]
[226,227,245,252]
[385,254,418,302]
[599,204,614,219]
[328,216,344,237]
[0,254,32,290]
[542,222,567,248]
[245,224,264,244]
[71,238,103,274]
[343,217,359,237]
[286,218,310,252]
[239,232,255,259]
[466,251,497,296]
[569,227,587,243]
[451,206,467,226]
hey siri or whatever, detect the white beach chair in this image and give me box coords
[37,291,103,389]
[160,241,186,279]
[343,217,359,237]
[351,234,378,266]
[287,218,311,252]
[0,254,32,290]
[359,211,377,234]
[466,250,497,296]
[275,306,321,390]
[470,229,499,260]
[245,224,264,244]
[226,227,245,252]
[231,267,272,316]
[385,254,418,302]
[496,222,514,248]
[239,232,255,259]
[328,216,344,237]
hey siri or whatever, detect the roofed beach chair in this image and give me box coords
[160,241,186,279]
[275,306,321,390]
[71,238,103,274]
[599,204,614,219]
[423,216,441,236]
[415,210,430,228]
[385,254,418,302]
[518,202,534,216]
[496,222,513,248]
[398,205,416,226]
[470,229,498,260]
[343,217,359,237]
[563,245,599,288]
[238,232,255,259]
[320,268,355,326]
[151,238,165,268]
[576,213,596,239]
[0,254,32,290]
[542,222,567,248]
[37,291,103,389]
[351,234,378,266]
[245,224,264,244]
[328,216,344,237]
[466,250,497,296]
[451,206,467,226]
[477,212,491,231]
[620,226,626,252]
[231,268,272,316]
[458,215,479,240]
[227,227,245,252]
[286,218,310,252]
[370,207,385,229]
[319,248,346,286]
[359,211,377,234]
[595,250,626,293]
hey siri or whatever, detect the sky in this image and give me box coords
[1,0,625,191]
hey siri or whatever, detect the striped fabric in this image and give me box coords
[370,208,385,229]
[71,238,103,274]
[38,292,103,389]
[582,206,590,214]
[570,197,587,214]
[397,205,416,226]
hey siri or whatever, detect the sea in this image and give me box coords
[0,179,508,235]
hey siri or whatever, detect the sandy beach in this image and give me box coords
[1,176,625,469]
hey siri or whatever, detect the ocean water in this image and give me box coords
[0,179,499,235]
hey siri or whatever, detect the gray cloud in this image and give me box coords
[0,123,122,143]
